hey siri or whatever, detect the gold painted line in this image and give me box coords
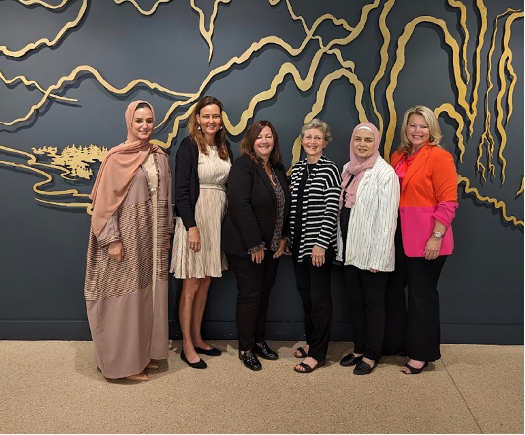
[458,175,523,226]
[502,11,523,125]
[517,176,524,196]
[113,0,172,15]
[448,0,471,84]
[17,0,71,9]
[434,103,466,163]
[0,71,77,103]
[371,0,395,136]
[0,0,88,58]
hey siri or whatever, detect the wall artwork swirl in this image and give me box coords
[0,0,522,226]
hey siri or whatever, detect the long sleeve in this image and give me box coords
[432,151,458,228]
[369,168,400,271]
[315,165,342,249]
[174,138,197,230]
[227,157,264,252]
[96,213,121,247]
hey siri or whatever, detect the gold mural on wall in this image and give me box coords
[0,0,522,227]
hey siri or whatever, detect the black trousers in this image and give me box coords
[293,247,334,362]
[382,222,408,355]
[405,256,447,362]
[383,215,448,361]
[343,265,389,362]
[226,252,279,351]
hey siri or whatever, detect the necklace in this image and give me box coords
[264,164,276,186]
[144,153,160,197]
[306,162,316,178]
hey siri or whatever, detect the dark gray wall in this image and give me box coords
[0,0,523,343]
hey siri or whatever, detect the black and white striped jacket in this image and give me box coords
[289,155,342,261]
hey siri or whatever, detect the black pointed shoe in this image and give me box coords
[253,341,279,360]
[239,349,262,371]
[181,350,207,369]
[194,346,222,356]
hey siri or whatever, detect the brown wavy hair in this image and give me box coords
[188,96,229,160]
[240,120,282,167]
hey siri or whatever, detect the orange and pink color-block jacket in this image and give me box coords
[390,144,458,257]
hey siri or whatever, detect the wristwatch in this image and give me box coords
[433,231,444,239]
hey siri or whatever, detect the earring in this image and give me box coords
[198,125,201,130]
[219,126,223,130]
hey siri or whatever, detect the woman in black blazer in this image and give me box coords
[221,120,290,371]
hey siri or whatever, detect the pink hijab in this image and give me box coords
[90,100,164,237]
[339,122,381,209]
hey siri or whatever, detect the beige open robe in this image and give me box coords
[84,152,172,379]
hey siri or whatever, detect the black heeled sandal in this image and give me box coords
[402,361,428,374]
[294,346,308,358]
[293,358,326,374]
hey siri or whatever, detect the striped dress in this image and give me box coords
[289,155,342,261]
[170,145,231,278]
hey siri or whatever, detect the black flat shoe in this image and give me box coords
[253,341,278,360]
[340,353,363,367]
[239,349,262,371]
[181,350,207,369]
[194,346,222,356]
[353,359,379,375]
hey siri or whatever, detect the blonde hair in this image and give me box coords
[397,105,444,153]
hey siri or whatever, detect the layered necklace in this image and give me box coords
[144,152,160,198]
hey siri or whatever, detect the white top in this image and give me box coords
[337,157,400,272]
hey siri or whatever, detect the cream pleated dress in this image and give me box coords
[170,145,231,278]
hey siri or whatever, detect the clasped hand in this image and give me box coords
[108,241,124,262]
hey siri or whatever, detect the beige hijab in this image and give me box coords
[90,100,164,237]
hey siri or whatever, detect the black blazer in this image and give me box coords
[174,136,233,230]
[221,154,291,257]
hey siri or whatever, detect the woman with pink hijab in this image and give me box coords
[337,122,399,375]
[84,101,172,382]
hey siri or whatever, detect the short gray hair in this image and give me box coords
[300,118,332,143]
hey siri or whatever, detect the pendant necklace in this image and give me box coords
[265,164,276,186]
[145,153,160,198]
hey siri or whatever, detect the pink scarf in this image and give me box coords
[90,100,164,237]
[339,122,381,209]
[393,146,423,182]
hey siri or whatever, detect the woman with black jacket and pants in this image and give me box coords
[221,120,290,371]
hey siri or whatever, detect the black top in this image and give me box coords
[174,136,233,230]
[221,154,291,257]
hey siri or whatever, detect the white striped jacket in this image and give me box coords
[289,156,342,261]
[336,157,400,272]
